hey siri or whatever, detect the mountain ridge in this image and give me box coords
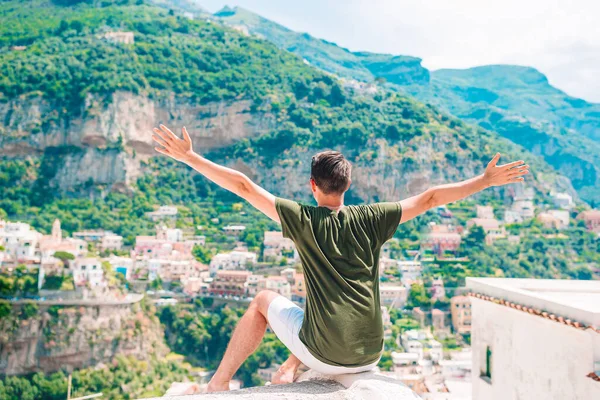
[213,6,600,202]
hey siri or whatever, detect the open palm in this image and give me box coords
[152,124,194,162]
[483,153,529,187]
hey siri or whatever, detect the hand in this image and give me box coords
[483,153,529,187]
[152,124,194,162]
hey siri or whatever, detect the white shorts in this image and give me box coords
[267,295,380,375]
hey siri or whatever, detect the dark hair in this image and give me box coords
[310,151,352,195]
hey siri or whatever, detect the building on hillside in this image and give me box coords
[280,267,296,283]
[209,251,257,274]
[577,210,600,232]
[263,231,296,261]
[431,308,445,331]
[105,255,134,281]
[182,277,209,296]
[467,278,600,400]
[467,218,507,245]
[156,225,183,242]
[380,285,408,308]
[40,220,87,260]
[146,205,178,221]
[396,260,422,288]
[504,209,523,224]
[422,225,462,255]
[476,205,495,219]
[0,221,41,263]
[538,210,570,230]
[428,339,444,363]
[261,276,292,299]
[292,272,306,304]
[71,257,104,288]
[210,270,251,297]
[430,277,446,299]
[222,225,246,236]
[100,233,123,251]
[451,295,472,334]
[412,307,426,327]
[551,192,574,209]
[511,200,535,219]
[101,31,134,44]
[245,274,263,297]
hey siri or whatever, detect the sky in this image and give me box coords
[199,0,600,103]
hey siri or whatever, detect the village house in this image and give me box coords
[476,205,495,219]
[538,210,570,230]
[209,250,257,274]
[40,220,87,259]
[263,231,296,261]
[100,233,123,252]
[577,209,600,232]
[292,272,306,304]
[105,255,134,281]
[101,31,134,44]
[222,225,246,236]
[146,205,178,221]
[551,192,574,209]
[397,260,422,287]
[466,217,507,244]
[431,277,446,299]
[210,270,251,297]
[380,284,408,308]
[421,224,462,255]
[431,309,446,331]
[450,295,472,334]
[71,257,105,288]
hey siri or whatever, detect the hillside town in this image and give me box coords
[1,189,598,398]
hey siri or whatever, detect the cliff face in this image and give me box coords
[0,301,167,376]
[0,92,275,193]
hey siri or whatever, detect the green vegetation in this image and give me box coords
[0,356,192,400]
[0,265,38,296]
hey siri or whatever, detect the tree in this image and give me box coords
[53,251,75,265]
[192,245,212,264]
[462,225,486,252]
[408,283,431,309]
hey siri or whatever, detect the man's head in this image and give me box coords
[310,151,352,201]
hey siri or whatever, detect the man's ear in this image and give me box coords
[309,178,317,193]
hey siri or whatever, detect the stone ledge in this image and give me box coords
[146,370,421,400]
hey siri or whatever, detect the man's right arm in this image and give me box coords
[152,125,280,223]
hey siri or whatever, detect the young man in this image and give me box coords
[152,125,529,392]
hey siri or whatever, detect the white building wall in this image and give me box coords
[471,298,600,400]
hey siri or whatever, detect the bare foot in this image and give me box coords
[271,366,296,385]
[206,379,230,393]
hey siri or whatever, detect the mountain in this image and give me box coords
[0,0,573,237]
[214,6,600,203]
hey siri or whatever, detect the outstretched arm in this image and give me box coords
[152,125,280,223]
[400,153,529,223]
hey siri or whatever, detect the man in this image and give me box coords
[152,124,529,392]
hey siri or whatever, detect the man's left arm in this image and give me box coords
[399,153,529,223]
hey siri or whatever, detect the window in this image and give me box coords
[481,345,492,383]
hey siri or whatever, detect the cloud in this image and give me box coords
[200,0,600,102]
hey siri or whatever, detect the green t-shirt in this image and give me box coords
[276,198,402,367]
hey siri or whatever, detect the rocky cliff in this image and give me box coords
[0,299,167,376]
[0,91,275,193]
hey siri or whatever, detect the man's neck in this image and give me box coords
[317,195,345,211]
